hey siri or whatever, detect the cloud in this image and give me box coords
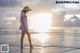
[0,0,56,8]
[64,15,80,27]
[0,0,23,7]
[0,0,80,28]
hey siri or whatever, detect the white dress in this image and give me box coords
[19,11,28,30]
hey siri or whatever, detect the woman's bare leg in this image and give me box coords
[26,31,33,48]
[20,30,25,49]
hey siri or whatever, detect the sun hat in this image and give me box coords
[23,6,32,11]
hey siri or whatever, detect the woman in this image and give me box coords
[19,6,33,49]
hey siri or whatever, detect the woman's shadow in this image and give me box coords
[21,48,33,53]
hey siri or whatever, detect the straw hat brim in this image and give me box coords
[23,6,32,11]
[23,9,32,11]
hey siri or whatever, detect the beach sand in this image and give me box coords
[5,44,80,53]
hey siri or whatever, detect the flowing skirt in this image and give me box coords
[19,23,28,30]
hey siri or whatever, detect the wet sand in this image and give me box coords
[0,29,80,53]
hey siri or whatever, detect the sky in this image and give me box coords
[0,0,80,29]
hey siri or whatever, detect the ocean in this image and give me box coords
[0,28,80,53]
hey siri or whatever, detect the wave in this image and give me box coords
[0,30,20,35]
[4,44,80,49]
